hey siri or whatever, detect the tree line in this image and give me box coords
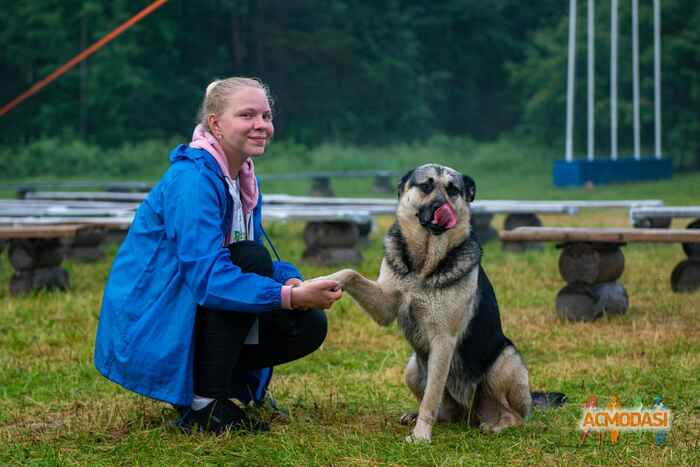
[1,1,698,169]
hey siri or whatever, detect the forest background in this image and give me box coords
[1,0,699,179]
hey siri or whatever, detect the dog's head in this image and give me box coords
[396,164,475,236]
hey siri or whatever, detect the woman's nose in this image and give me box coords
[254,116,272,131]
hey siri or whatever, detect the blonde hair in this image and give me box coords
[197,77,274,130]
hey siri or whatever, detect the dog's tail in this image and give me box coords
[531,391,567,409]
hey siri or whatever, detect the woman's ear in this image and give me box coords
[207,114,220,136]
[462,175,476,202]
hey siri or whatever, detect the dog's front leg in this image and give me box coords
[322,267,401,326]
[408,335,457,443]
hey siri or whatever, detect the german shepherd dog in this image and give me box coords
[323,164,561,443]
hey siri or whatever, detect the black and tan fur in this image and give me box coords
[324,164,532,443]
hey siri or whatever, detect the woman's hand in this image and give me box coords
[290,279,342,310]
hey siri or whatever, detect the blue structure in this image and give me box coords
[553,158,672,187]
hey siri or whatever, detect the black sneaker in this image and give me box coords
[173,399,269,434]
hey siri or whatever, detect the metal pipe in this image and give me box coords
[566,0,578,162]
[588,0,595,161]
[654,0,662,159]
[632,0,641,160]
[610,0,618,160]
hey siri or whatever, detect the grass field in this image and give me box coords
[1,216,699,464]
[1,158,699,465]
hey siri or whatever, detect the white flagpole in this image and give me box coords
[654,0,662,159]
[587,0,595,161]
[566,0,578,162]
[632,0,641,160]
[610,0,618,160]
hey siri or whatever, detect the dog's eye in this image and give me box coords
[446,183,460,198]
[417,179,433,194]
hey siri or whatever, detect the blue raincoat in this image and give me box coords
[94,144,302,406]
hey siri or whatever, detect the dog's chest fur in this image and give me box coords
[384,222,482,354]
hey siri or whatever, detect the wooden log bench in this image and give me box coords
[259,170,401,197]
[264,195,581,246]
[630,206,700,230]
[0,202,372,267]
[0,216,133,262]
[263,207,372,265]
[0,180,153,199]
[0,224,111,295]
[500,227,700,322]
[487,199,663,251]
[0,200,135,261]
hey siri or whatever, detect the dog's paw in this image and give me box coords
[318,269,356,288]
[399,411,418,425]
[479,422,499,433]
[405,429,432,444]
[406,421,433,443]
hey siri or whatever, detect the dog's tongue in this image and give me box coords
[432,203,457,229]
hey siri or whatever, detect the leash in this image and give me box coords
[261,225,282,261]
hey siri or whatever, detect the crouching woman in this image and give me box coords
[94,77,341,434]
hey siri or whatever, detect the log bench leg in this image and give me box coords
[555,242,629,322]
[309,176,334,197]
[357,219,374,241]
[302,221,362,265]
[502,214,543,252]
[633,217,672,229]
[103,228,128,246]
[671,218,700,293]
[373,174,392,193]
[471,213,497,244]
[63,228,108,262]
[8,239,70,295]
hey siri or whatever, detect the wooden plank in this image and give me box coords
[0,205,134,217]
[0,224,87,240]
[259,170,400,181]
[0,216,133,227]
[499,226,700,243]
[0,180,152,191]
[263,207,372,223]
[0,199,141,210]
[630,206,700,223]
[264,195,578,215]
[485,199,663,208]
[25,191,147,202]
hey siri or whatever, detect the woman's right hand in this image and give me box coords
[290,279,342,310]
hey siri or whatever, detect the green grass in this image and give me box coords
[1,140,700,465]
[1,204,700,465]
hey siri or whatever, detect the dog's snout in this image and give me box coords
[417,198,444,224]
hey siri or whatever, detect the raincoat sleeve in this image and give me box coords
[253,187,304,284]
[163,168,283,312]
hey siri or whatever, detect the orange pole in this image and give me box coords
[0,0,169,117]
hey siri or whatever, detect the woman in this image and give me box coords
[94,77,342,434]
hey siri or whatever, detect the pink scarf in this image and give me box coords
[189,124,259,219]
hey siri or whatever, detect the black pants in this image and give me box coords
[193,241,327,399]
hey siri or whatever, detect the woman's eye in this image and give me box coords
[263,113,273,121]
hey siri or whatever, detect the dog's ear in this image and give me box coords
[462,175,476,202]
[398,169,414,199]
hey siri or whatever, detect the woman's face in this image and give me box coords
[211,87,274,160]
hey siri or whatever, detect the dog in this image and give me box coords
[323,164,558,443]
